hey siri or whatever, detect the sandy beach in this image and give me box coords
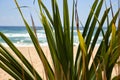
[0,46,119,80]
[0,46,52,80]
[0,46,77,80]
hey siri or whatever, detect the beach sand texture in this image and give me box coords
[0,46,52,80]
[0,46,119,80]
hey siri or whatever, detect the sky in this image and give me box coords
[0,0,119,26]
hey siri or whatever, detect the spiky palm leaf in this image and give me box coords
[0,0,120,80]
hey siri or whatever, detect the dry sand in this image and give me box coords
[0,46,119,80]
[0,46,52,80]
[0,46,77,80]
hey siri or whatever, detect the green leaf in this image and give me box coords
[14,0,54,79]
[77,29,86,80]
[89,8,119,80]
[88,8,110,64]
[0,62,20,80]
[0,32,41,80]
[75,0,98,71]
[38,0,54,26]
[0,44,34,79]
[82,0,99,38]
[85,0,104,49]
[40,12,62,79]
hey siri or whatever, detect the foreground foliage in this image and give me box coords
[0,0,120,80]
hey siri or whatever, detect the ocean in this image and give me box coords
[0,26,105,46]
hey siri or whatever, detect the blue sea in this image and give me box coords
[0,26,105,46]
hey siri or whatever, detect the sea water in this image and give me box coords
[0,26,106,46]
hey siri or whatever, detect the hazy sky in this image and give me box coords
[0,0,118,26]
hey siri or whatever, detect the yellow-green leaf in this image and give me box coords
[77,30,86,56]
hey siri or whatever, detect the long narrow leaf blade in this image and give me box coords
[14,0,54,79]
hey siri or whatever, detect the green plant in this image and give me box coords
[0,0,120,80]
